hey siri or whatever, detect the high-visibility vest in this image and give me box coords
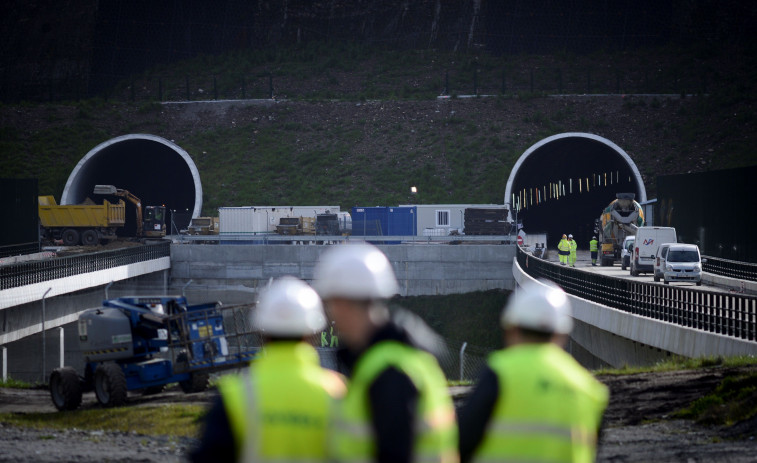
[569,240,578,253]
[475,343,608,463]
[219,341,346,462]
[589,239,598,252]
[558,239,570,254]
[332,340,458,463]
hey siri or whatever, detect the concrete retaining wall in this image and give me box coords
[170,243,516,297]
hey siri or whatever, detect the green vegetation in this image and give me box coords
[0,405,205,438]
[0,377,35,389]
[594,355,757,376]
[394,289,510,351]
[674,372,757,426]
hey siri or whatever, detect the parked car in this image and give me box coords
[621,236,635,271]
[630,227,677,276]
[659,244,704,286]
[653,243,674,282]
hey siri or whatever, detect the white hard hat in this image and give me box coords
[254,276,326,336]
[568,234,573,238]
[314,243,399,300]
[501,279,573,334]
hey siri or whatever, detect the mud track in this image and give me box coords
[1,366,756,462]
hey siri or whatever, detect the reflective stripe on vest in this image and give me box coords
[475,344,608,463]
[332,340,458,463]
[589,239,598,252]
[220,342,345,462]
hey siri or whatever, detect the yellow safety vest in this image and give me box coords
[332,340,458,463]
[569,240,577,253]
[219,341,346,462]
[475,343,608,463]
[558,239,570,253]
[589,239,598,252]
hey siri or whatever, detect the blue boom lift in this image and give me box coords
[49,296,258,410]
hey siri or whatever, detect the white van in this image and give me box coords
[630,226,677,276]
[653,243,673,281]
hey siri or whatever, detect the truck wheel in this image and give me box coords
[61,229,80,246]
[180,372,210,393]
[654,275,660,282]
[81,229,99,246]
[94,363,127,407]
[50,367,82,411]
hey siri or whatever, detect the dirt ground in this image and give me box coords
[1,365,756,462]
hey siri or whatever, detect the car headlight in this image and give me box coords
[666,264,673,271]
[694,265,701,271]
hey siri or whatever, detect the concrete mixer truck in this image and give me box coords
[596,193,645,266]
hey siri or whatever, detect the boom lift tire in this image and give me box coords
[49,367,83,411]
[94,363,128,407]
[61,229,79,246]
[180,372,210,393]
[81,229,99,246]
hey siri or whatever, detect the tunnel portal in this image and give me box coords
[505,133,647,249]
[61,134,202,235]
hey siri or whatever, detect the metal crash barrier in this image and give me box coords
[517,246,757,342]
[0,241,170,291]
[702,255,757,282]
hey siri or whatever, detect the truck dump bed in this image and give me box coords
[38,196,126,228]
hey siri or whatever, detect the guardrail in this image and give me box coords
[0,241,170,291]
[517,246,757,342]
[702,255,757,282]
[177,234,516,244]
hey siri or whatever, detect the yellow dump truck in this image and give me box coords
[38,196,126,246]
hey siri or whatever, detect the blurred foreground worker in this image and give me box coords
[458,279,609,463]
[314,243,458,463]
[589,235,599,266]
[557,234,570,266]
[568,234,578,267]
[189,276,346,462]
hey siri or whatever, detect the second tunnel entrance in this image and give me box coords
[505,133,647,249]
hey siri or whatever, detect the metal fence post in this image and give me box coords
[2,346,6,382]
[59,327,64,368]
[41,287,52,384]
[459,342,467,381]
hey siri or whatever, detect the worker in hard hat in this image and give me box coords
[313,243,458,463]
[568,234,578,267]
[557,234,570,266]
[590,235,599,266]
[190,276,346,462]
[458,279,609,463]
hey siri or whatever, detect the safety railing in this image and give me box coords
[517,247,757,342]
[702,255,757,282]
[0,241,170,291]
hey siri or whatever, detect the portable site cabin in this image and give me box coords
[399,204,509,237]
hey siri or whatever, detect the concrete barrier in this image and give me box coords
[512,258,757,367]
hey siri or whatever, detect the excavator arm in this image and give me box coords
[93,185,143,237]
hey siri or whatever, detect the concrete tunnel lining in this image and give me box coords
[61,134,202,232]
[505,132,647,247]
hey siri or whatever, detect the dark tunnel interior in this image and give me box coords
[512,137,644,250]
[65,138,198,235]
